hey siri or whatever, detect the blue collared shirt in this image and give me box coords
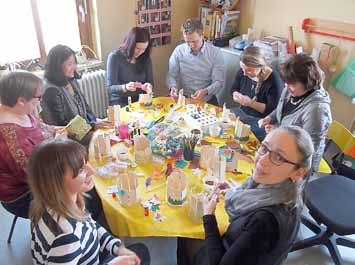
[167,41,225,102]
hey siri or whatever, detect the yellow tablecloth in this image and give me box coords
[91,97,331,239]
[91,97,253,239]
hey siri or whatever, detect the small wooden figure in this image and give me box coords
[177,89,186,107]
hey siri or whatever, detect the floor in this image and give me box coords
[1,204,355,265]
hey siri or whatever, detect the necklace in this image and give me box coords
[289,97,302,105]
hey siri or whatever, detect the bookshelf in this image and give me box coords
[198,0,239,14]
[199,1,240,40]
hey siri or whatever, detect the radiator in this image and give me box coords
[78,69,108,119]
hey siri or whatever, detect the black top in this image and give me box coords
[106,49,154,106]
[41,79,96,126]
[231,69,283,118]
[202,211,279,265]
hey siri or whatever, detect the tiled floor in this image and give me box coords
[1,204,355,265]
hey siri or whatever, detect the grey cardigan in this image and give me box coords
[269,87,332,170]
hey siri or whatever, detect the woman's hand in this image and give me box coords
[203,189,220,216]
[125,82,136,92]
[258,116,271,128]
[233,91,253,107]
[114,246,141,265]
[108,255,139,265]
[94,120,114,130]
[142,83,153,94]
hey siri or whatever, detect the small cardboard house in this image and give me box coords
[188,192,204,223]
[118,171,139,207]
[166,169,187,206]
[234,118,251,141]
[134,135,152,165]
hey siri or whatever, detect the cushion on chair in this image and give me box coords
[305,175,355,235]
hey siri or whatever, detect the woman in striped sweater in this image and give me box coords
[28,138,150,265]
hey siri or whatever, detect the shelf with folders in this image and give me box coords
[199,2,240,41]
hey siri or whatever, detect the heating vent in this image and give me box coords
[78,69,108,118]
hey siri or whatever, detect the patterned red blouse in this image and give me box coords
[0,115,54,202]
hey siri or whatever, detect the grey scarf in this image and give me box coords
[224,177,297,222]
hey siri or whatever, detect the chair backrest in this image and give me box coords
[327,121,355,154]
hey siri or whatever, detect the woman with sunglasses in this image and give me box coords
[194,125,314,265]
[0,71,56,218]
[28,138,150,265]
[231,46,283,141]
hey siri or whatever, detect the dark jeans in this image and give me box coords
[232,107,266,141]
[1,192,32,218]
[101,243,151,265]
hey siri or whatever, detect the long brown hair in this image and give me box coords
[28,138,88,225]
[120,27,151,67]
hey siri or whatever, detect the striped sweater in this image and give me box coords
[31,210,121,265]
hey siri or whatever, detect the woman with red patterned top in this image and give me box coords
[0,71,56,218]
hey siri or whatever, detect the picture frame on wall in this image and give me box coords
[136,0,172,47]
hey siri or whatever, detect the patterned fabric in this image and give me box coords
[31,210,121,265]
[0,115,53,202]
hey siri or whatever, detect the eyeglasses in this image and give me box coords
[257,143,300,167]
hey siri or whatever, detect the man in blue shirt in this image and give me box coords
[167,18,225,105]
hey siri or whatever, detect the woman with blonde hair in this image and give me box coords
[0,71,55,218]
[231,46,283,140]
[28,138,150,265]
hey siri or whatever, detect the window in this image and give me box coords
[0,0,93,64]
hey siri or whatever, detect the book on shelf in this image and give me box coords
[65,115,92,141]
[221,10,240,39]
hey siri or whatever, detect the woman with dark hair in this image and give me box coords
[29,138,150,265]
[0,71,56,218]
[231,46,283,141]
[194,126,314,265]
[41,44,111,143]
[107,27,154,106]
[259,53,332,170]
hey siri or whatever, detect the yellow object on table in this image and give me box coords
[91,97,254,238]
